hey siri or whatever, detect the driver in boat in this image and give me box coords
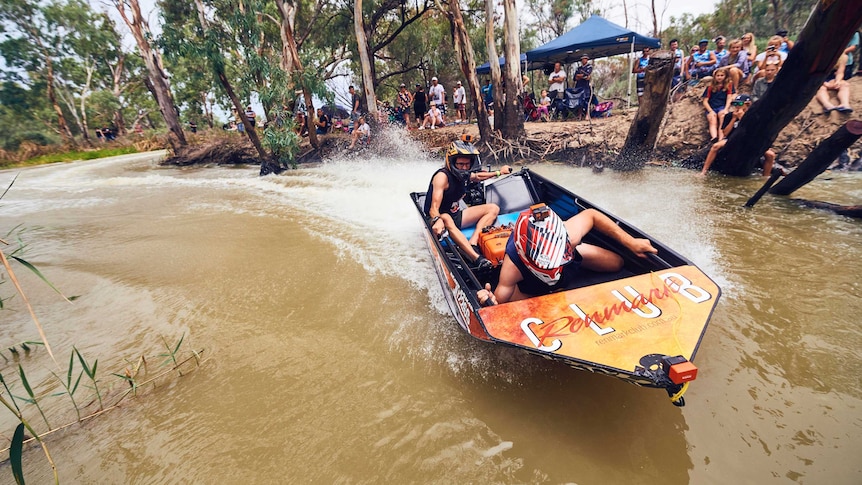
[424,135,513,270]
[478,204,658,305]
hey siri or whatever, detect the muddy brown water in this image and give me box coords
[0,143,860,483]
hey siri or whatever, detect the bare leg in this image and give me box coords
[439,213,482,261]
[701,139,727,175]
[460,204,500,246]
[837,83,851,108]
[763,149,775,175]
[815,86,837,111]
[707,112,718,140]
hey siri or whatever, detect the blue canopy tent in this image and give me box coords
[526,15,660,106]
[476,54,537,75]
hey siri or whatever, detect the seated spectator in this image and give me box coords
[633,47,650,97]
[702,67,735,142]
[333,117,344,132]
[690,39,718,79]
[741,33,757,64]
[752,62,779,102]
[314,108,330,135]
[701,94,775,176]
[537,89,551,121]
[776,29,794,53]
[348,116,370,149]
[815,54,853,114]
[750,36,787,84]
[419,104,444,130]
[683,46,699,81]
[717,38,751,91]
[843,30,859,80]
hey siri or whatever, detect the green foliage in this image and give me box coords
[11,423,24,485]
[262,122,300,169]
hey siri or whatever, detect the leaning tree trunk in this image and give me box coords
[354,0,379,122]
[770,120,862,195]
[500,0,524,139]
[615,51,674,170]
[709,0,862,176]
[486,0,502,133]
[114,0,187,150]
[44,54,75,145]
[217,71,268,162]
[275,0,319,149]
[441,0,491,141]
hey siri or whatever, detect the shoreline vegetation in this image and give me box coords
[3,76,861,172]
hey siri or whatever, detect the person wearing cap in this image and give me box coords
[775,29,794,53]
[575,54,593,118]
[397,83,413,128]
[477,204,657,305]
[428,77,446,117]
[691,39,717,79]
[632,47,651,97]
[713,36,728,65]
[413,83,427,129]
[453,81,467,124]
[700,94,775,176]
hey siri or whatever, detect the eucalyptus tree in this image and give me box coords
[485,0,502,131]
[0,0,76,144]
[113,0,187,149]
[499,0,523,138]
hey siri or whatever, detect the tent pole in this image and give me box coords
[627,37,634,109]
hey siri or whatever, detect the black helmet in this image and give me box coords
[445,138,480,183]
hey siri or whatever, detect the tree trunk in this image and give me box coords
[486,0,503,133]
[709,0,862,176]
[791,200,862,218]
[276,0,319,149]
[110,54,127,135]
[217,71,269,162]
[354,0,378,121]
[114,0,187,150]
[44,55,75,145]
[443,0,491,140]
[500,0,524,139]
[770,120,862,195]
[615,51,674,170]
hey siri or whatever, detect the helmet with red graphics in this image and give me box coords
[513,204,574,285]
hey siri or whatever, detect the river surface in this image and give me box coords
[0,140,860,484]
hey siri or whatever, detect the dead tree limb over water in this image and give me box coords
[770,120,862,195]
[709,0,862,176]
[614,51,673,171]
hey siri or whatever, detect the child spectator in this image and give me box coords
[702,67,735,142]
[718,38,751,91]
[419,105,444,130]
[537,89,551,121]
[453,81,467,124]
[815,54,853,114]
[701,94,775,176]
[752,63,779,103]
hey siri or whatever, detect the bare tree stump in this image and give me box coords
[709,0,862,176]
[792,200,862,218]
[771,120,862,195]
[613,51,674,171]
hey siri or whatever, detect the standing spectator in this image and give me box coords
[776,29,794,53]
[713,36,729,65]
[245,105,256,126]
[843,30,859,80]
[815,54,853,114]
[691,39,717,79]
[428,77,446,119]
[752,63,779,103]
[314,108,330,135]
[453,81,467,124]
[669,39,684,87]
[189,120,198,133]
[521,75,531,94]
[548,62,566,101]
[702,67,735,142]
[718,38,751,91]
[349,85,361,121]
[482,79,494,117]
[633,47,651,97]
[741,33,758,63]
[574,54,593,119]
[413,83,427,129]
[396,83,413,128]
[701,94,775,176]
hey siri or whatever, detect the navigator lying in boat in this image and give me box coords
[477,203,658,305]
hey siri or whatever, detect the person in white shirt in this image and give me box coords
[419,105,444,130]
[548,62,566,99]
[428,77,446,119]
[452,81,467,124]
[348,116,371,149]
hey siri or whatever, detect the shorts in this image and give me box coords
[452,210,463,228]
[457,103,466,110]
